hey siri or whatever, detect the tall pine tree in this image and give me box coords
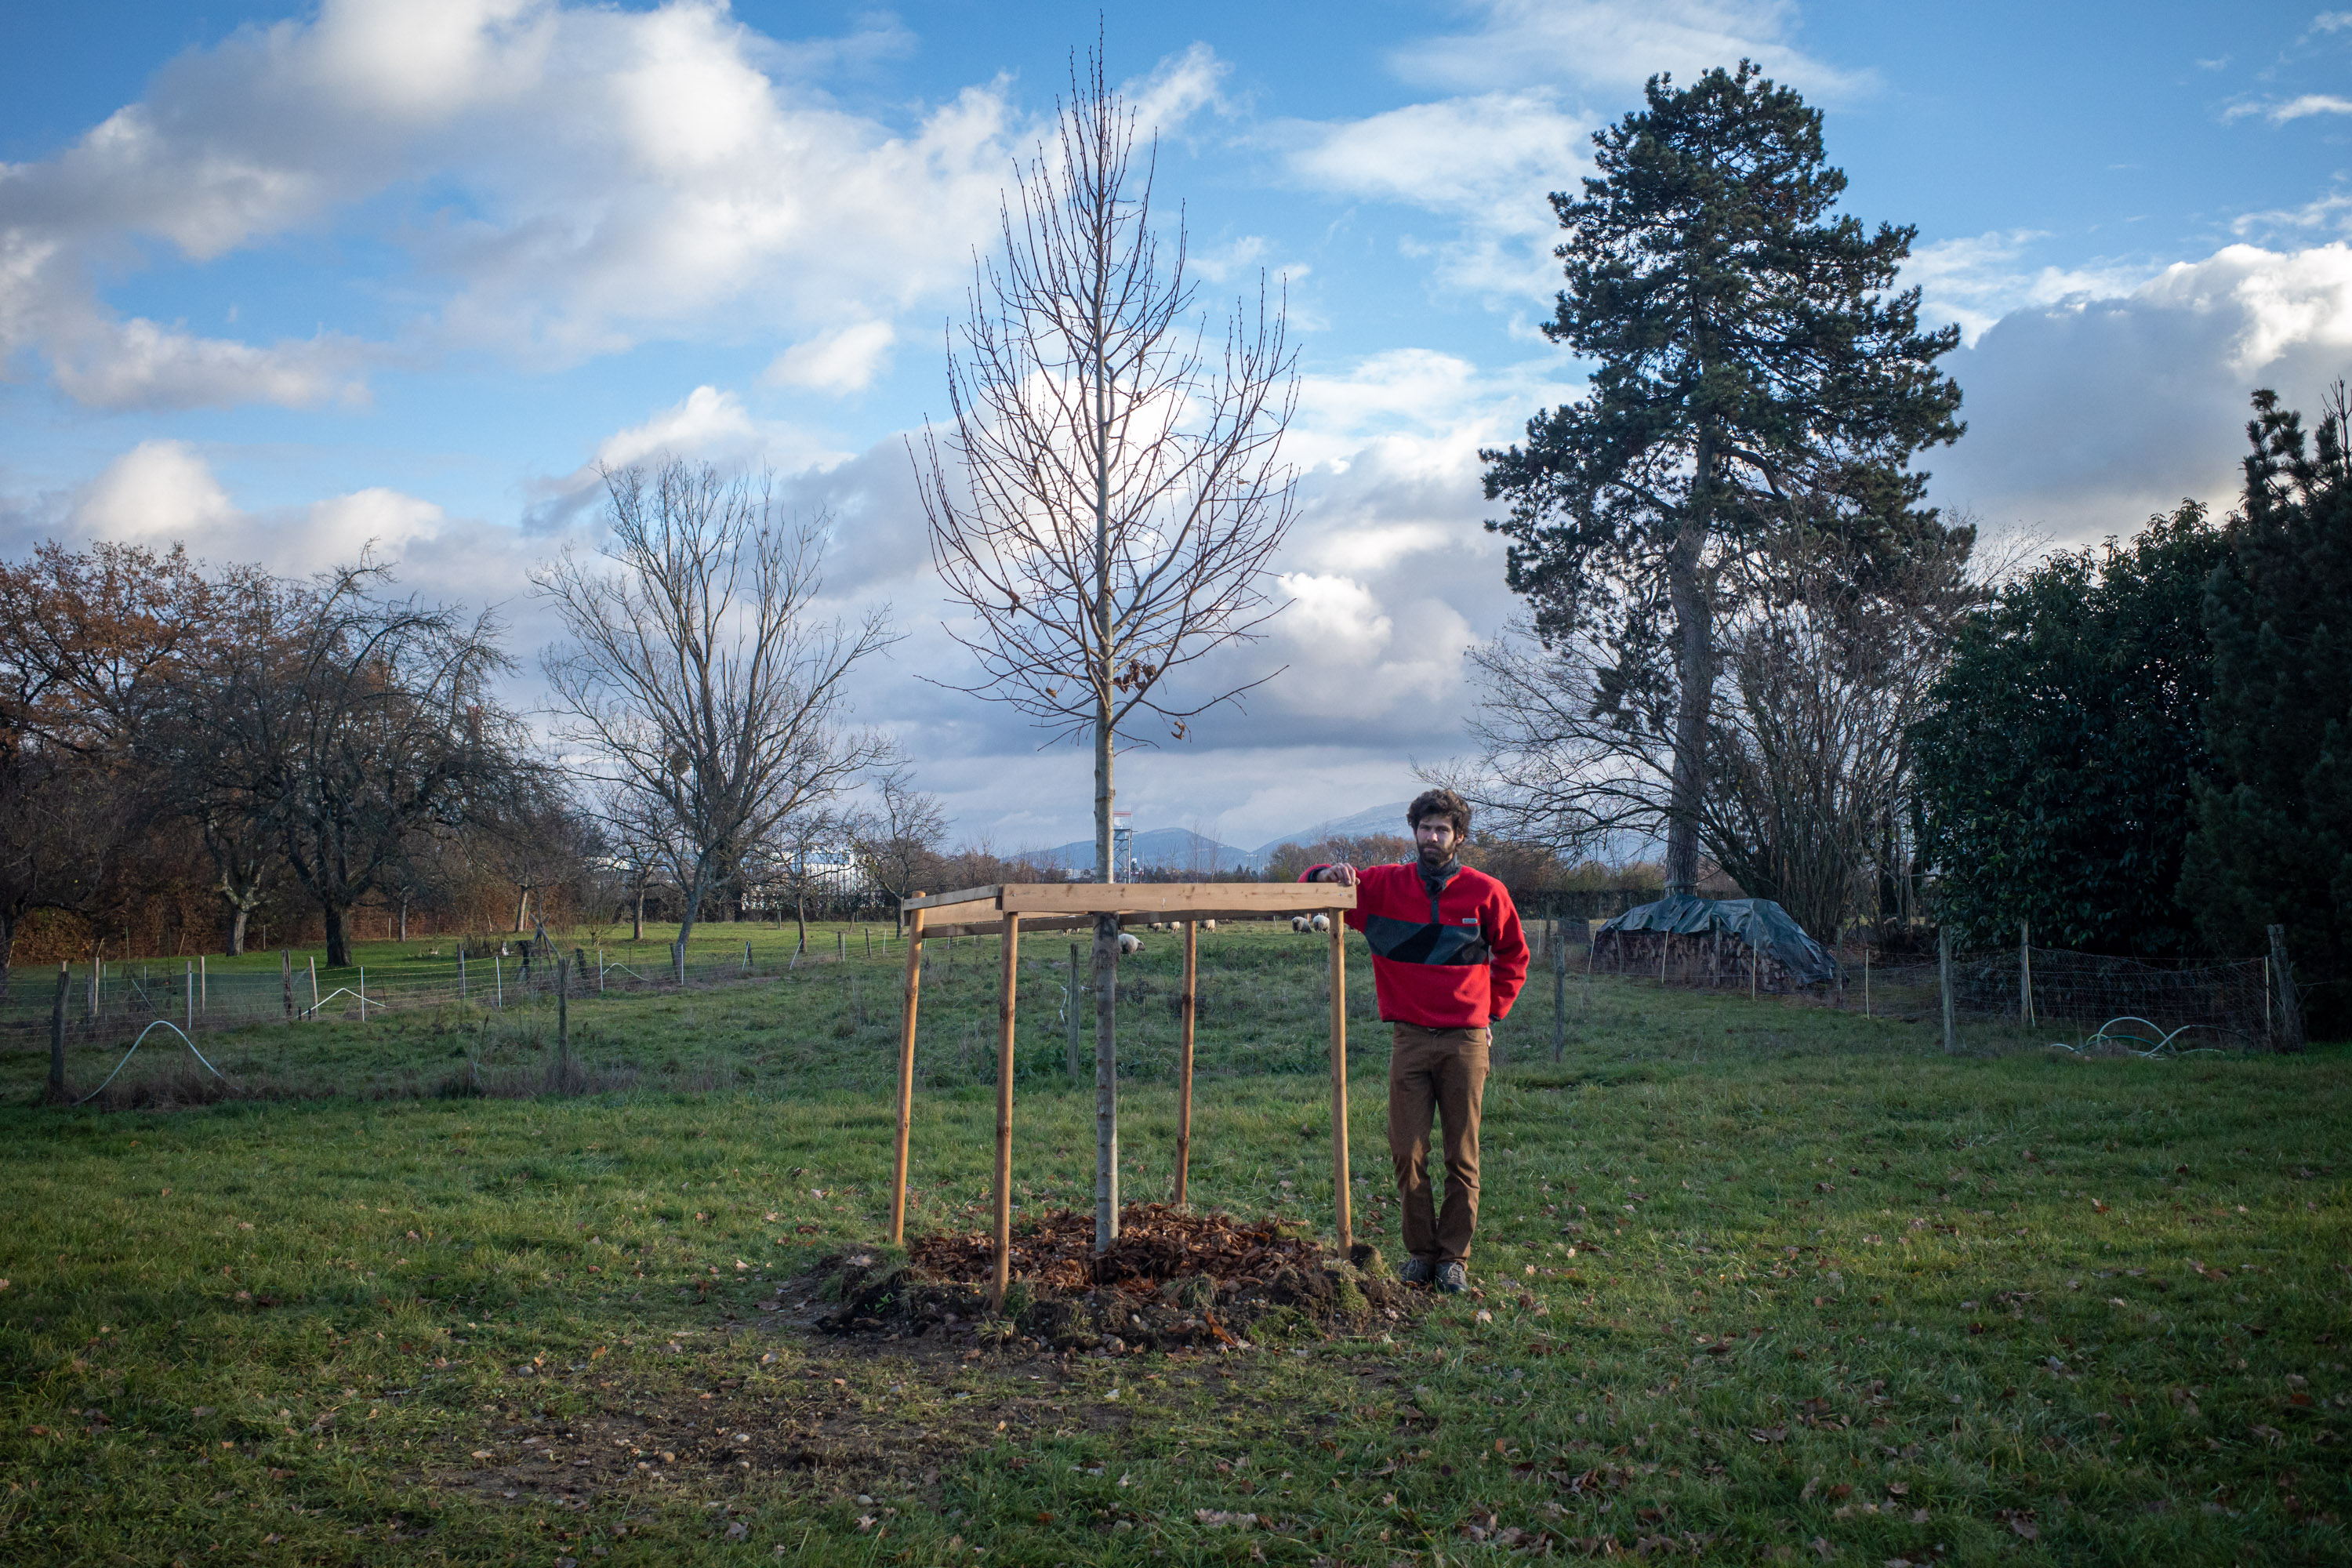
[2183,384,2352,1031]
[1483,63,1965,896]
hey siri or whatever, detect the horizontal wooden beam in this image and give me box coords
[997,882,1356,916]
[913,912,1321,939]
[899,884,1004,912]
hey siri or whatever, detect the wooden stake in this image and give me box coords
[2020,921,2032,1026]
[48,963,67,1103]
[1552,933,1567,1062]
[309,956,320,1016]
[282,950,294,1020]
[1328,916,1352,1255]
[1067,941,1084,1080]
[890,898,928,1244]
[198,955,207,1011]
[186,960,194,1035]
[556,956,570,1085]
[1176,919,1198,1207]
[1938,927,1957,1054]
[991,913,1022,1310]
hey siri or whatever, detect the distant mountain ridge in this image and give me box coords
[1019,800,1414,874]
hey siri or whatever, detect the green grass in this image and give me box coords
[1,938,2346,1566]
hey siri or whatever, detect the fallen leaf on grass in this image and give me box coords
[1195,1510,1258,1528]
[1810,1537,1834,1560]
[2249,1425,2285,1446]
[1998,1508,2038,1540]
[1749,1426,1788,1443]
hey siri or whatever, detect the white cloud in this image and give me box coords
[595,384,762,469]
[0,0,1022,408]
[1283,92,1588,299]
[63,438,486,583]
[1390,0,1874,102]
[71,441,238,541]
[1933,241,2352,540]
[1904,230,2161,346]
[763,321,896,393]
[2224,92,2352,122]
[1123,42,1232,137]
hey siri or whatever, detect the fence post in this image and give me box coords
[597,947,605,993]
[48,963,68,1103]
[198,955,207,1012]
[1067,941,1085,1080]
[495,955,503,1010]
[2267,924,2305,1052]
[281,950,294,1021]
[308,956,319,1018]
[187,960,195,1035]
[1938,927,1958,1054]
[2019,922,2033,1027]
[1552,933,1567,1062]
[555,956,571,1086]
[358,966,367,1022]
[745,940,753,975]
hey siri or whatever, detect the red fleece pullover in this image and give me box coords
[1302,860,1529,1029]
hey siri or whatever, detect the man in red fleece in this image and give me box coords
[1305,789,1527,1293]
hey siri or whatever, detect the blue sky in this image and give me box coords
[3,1,2348,851]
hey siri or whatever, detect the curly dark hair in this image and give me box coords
[1406,788,1471,840]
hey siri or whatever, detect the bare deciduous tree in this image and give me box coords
[537,459,895,954]
[847,761,948,925]
[1452,525,1990,942]
[915,46,1299,1251]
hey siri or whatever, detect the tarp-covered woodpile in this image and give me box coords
[1594,892,1839,990]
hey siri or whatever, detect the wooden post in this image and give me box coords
[48,963,68,1103]
[309,956,320,1017]
[494,955,503,1010]
[281,949,294,1020]
[555,956,570,1086]
[889,898,928,1245]
[358,966,367,1022]
[1328,915,1353,1255]
[1864,942,1871,1018]
[1067,941,1084,1080]
[1552,933,1567,1062]
[2020,922,2032,1026]
[865,927,873,960]
[1093,913,1121,1254]
[1176,919,1198,1207]
[991,913,1022,1310]
[198,955,207,1012]
[458,945,467,1000]
[597,947,605,993]
[2267,925,2304,1052]
[744,939,752,975]
[837,931,846,964]
[1938,927,1957,1054]
[186,960,195,1035]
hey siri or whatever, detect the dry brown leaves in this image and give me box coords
[907,1203,1320,1294]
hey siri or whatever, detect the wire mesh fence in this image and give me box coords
[1553,914,2281,1050]
[0,929,913,1061]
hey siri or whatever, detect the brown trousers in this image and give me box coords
[1387,1022,1489,1265]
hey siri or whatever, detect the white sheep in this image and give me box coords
[1310,913,1331,934]
[1117,931,1142,956]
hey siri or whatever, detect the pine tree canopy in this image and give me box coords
[2183,385,2352,1028]
[1483,61,1968,648]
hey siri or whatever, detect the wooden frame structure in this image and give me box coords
[888,881,1360,1307]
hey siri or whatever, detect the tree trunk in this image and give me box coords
[397,895,409,942]
[0,911,13,1004]
[513,885,529,932]
[324,902,354,968]
[1662,473,1715,897]
[1092,912,1120,1252]
[48,961,68,1103]
[632,885,644,941]
[794,888,808,953]
[227,906,250,957]
[675,857,711,952]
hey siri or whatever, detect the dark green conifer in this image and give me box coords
[1483,63,1964,895]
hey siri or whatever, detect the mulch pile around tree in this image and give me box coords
[811,1203,1410,1354]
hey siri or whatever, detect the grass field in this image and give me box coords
[1,924,2345,1566]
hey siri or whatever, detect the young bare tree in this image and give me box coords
[846,761,948,925]
[915,46,1298,1250]
[537,459,895,956]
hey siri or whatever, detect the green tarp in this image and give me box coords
[1595,893,1840,985]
